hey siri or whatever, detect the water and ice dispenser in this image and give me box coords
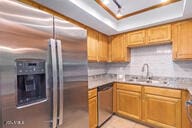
[16,59,46,108]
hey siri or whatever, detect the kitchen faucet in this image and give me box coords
[141,63,150,80]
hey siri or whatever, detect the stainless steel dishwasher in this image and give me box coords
[98,83,113,127]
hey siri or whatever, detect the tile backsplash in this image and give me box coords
[88,44,192,78]
[88,62,107,76]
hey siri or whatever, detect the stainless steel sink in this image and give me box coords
[126,78,169,85]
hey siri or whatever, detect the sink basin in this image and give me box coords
[147,80,169,85]
[126,78,169,85]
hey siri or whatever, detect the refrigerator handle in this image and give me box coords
[49,39,58,128]
[56,40,64,125]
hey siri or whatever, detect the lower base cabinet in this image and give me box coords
[116,83,142,120]
[181,91,191,128]
[88,89,97,128]
[144,94,181,128]
[114,83,189,128]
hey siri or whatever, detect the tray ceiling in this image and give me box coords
[33,0,192,35]
[96,0,181,19]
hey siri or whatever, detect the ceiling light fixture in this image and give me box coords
[116,8,122,18]
[112,0,122,18]
[102,0,110,5]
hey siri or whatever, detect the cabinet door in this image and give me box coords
[172,20,192,60]
[89,97,97,128]
[116,90,141,120]
[144,94,181,128]
[111,34,124,62]
[98,33,108,62]
[147,24,171,44]
[87,29,98,62]
[181,91,191,128]
[126,30,146,47]
[111,34,129,62]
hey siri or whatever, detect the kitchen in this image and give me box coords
[0,0,192,128]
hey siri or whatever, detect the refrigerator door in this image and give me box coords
[0,0,53,128]
[54,16,89,128]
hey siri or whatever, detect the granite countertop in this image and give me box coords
[88,74,192,95]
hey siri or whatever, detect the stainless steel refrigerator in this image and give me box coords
[0,0,88,128]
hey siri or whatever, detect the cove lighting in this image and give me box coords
[102,0,110,5]
[161,0,168,2]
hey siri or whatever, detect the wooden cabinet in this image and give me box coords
[144,94,181,128]
[172,20,192,60]
[89,97,97,128]
[181,91,191,128]
[116,83,142,120]
[124,24,171,48]
[98,33,108,62]
[88,89,97,128]
[114,83,188,128]
[126,30,146,47]
[108,37,112,62]
[87,20,192,62]
[111,34,130,62]
[143,87,181,128]
[87,29,98,62]
[87,29,108,62]
[146,24,171,44]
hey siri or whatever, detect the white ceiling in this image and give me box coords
[105,0,164,16]
[34,0,192,35]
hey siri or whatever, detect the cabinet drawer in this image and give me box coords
[144,86,181,98]
[117,83,141,92]
[88,88,97,99]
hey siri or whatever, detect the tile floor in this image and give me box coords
[101,116,150,128]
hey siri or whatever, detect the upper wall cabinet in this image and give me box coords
[87,29,98,62]
[146,24,172,45]
[172,20,192,60]
[125,24,172,48]
[126,30,146,47]
[98,33,108,62]
[111,34,130,62]
[87,29,108,62]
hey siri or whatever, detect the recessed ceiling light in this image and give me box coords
[116,13,122,18]
[161,0,168,3]
[102,0,110,5]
